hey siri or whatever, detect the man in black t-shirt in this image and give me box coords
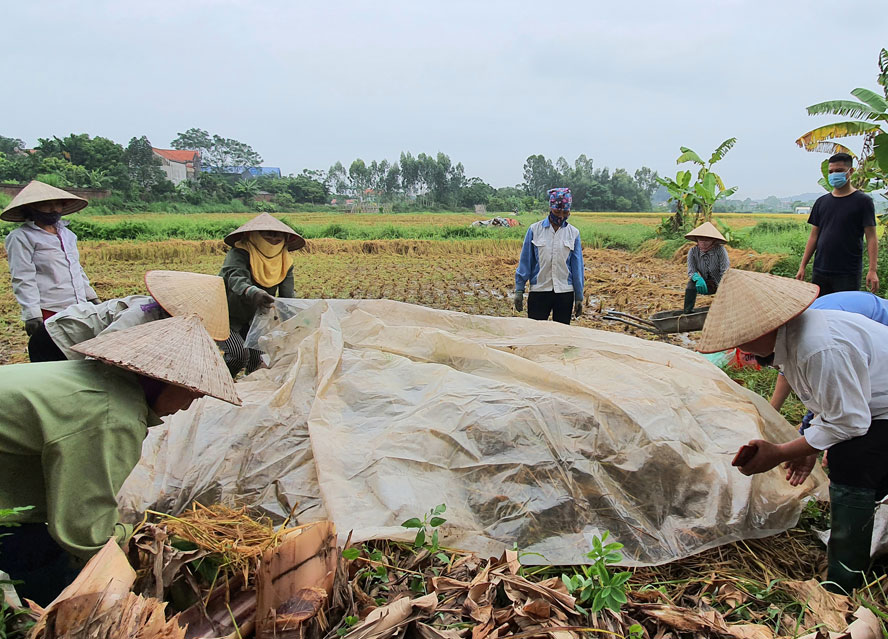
[795,153,879,296]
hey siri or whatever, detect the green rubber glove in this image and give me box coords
[692,273,708,295]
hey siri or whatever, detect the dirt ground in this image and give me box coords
[0,239,708,364]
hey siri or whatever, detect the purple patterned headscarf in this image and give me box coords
[548,188,572,212]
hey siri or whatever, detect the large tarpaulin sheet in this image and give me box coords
[119,299,824,566]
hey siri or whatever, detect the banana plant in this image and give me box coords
[676,137,737,192]
[655,170,695,233]
[674,138,738,223]
[693,172,737,219]
[796,48,888,195]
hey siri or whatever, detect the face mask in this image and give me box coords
[548,211,568,227]
[827,172,848,188]
[32,213,62,226]
[753,353,775,368]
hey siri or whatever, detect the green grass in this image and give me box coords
[0,211,661,246]
[0,208,866,285]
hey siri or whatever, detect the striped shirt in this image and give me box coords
[687,245,729,283]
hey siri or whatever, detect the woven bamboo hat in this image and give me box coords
[1,180,88,222]
[71,314,241,405]
[685,222,726,243]
[697,269,819,353]
[224,213,305,251]
[145,271,230,341]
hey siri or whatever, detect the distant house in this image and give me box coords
[795,206,811,216]
[152,149,201,185]
[201,166,282,181]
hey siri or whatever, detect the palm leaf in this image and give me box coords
[878,48,888,87]
[713,172,726,191]
[795,121,878,150]
[850,88,888,114]
[708,138,737,164]
[801,140,857,155]
[676,148,704,165]
[874,133,888,171]
[806,99,884,121]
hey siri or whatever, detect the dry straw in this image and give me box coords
[0,180,88,222]
[148,503,300,582]
[224,213,306,251]
[71,314,240,405]
[145,270,230,340]
[697,269,819,353]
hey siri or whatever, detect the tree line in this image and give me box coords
[0,130,659,212]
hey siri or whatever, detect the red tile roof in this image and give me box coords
[152,148,199,163]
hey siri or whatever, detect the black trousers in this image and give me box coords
[828,418,888,499]
[812,270,860,297]
[2,523,84,606]
[527,291,574,325]
[683,279,718,314]
[27,324,66,362]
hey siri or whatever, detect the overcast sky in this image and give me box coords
[5,1,887,199]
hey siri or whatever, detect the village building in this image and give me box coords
[151,148,201,185]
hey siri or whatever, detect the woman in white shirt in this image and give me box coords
[2,181,98,361]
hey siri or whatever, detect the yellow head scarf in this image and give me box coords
[235,231,293,288]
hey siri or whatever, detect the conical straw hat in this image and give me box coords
[145,271,230,340]
[224,213,305,251]
[1,180,88,222]
[697,269,819,353]
[685,221,726,243]
[71,314,241,405]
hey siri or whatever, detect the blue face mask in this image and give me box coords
[828,171,848,188]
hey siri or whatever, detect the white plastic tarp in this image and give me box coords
[119,299,824,566]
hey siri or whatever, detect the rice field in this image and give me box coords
[0,237,699,364]
[0,212,819,365]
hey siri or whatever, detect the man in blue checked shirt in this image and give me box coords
[513,188,584,325]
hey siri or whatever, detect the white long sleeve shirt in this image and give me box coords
[4,220,97,320]
[514,219,584,299]
[45,295,165,359]
[774,309,888,449]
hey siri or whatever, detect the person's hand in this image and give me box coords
[784,453,817,486]
[821,449,829,470]
[247,287,275,309]
[737,439,785,476]
[795,266,806,281]
[692,273,708,295]
[866,270,879,293]
[574,300,583,317]
[513,291,524,312]
[24,317,43,336]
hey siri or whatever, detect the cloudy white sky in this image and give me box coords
[5,1,887,198]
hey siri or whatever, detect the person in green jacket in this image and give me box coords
[218,213,305,376]
[0,314,240,605]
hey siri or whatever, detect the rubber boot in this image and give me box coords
[826,483,876,594]
[683,283,696,314]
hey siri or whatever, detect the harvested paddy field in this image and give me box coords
[0,237,783,364]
